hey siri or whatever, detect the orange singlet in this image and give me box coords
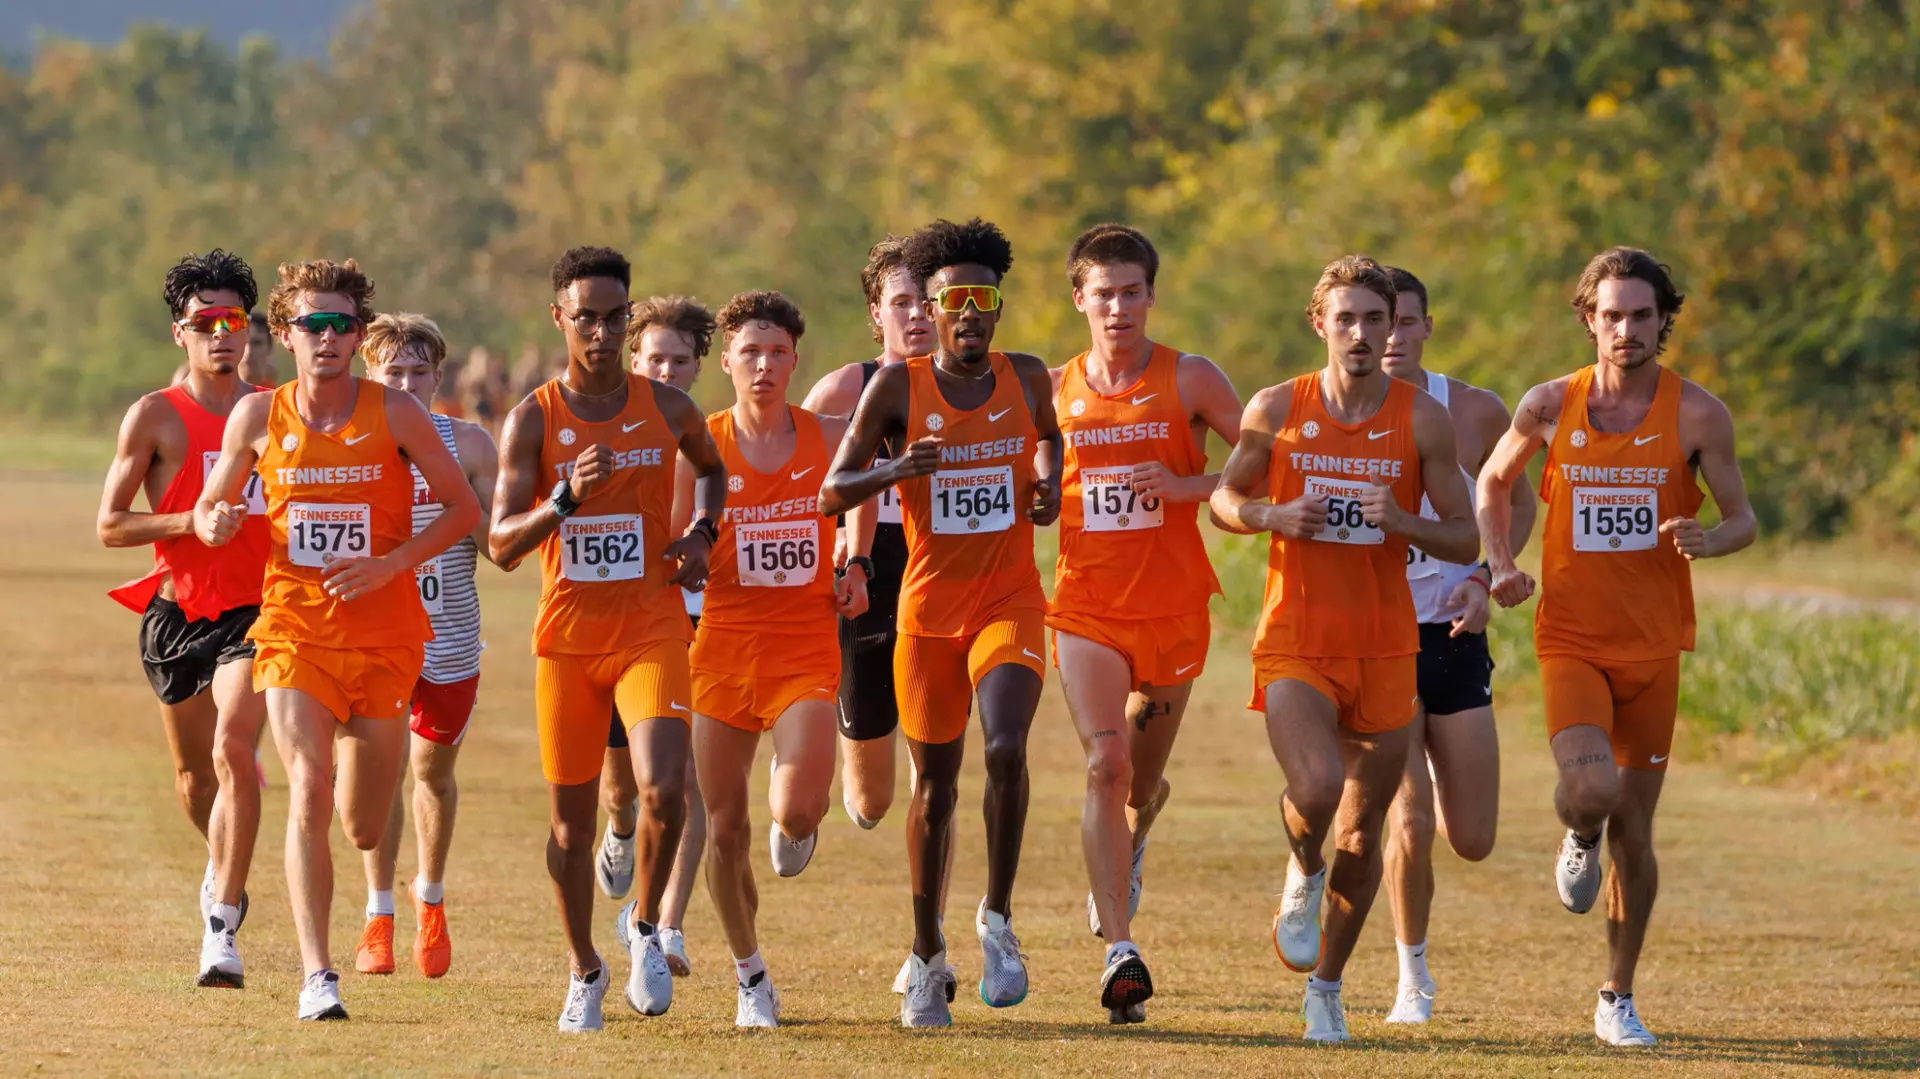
[689,406,840,732]
[892,352,1047,744]
[1248,372,1423,732]
[1049,344,1218,685]
[531,374,690,785]
[1535,365,1702,770]
[251,379,428,720]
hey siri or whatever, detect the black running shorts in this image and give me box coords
[1415,622,1495,717]
[139,596,259,706]
[837,521,904,741]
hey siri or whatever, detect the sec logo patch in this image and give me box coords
[1069,400,1086,418]
[280,434,299,452]
[1571,429,1588,449]
[1301,420,1321,439]
[925,413,945,433]
[558,428,577,447]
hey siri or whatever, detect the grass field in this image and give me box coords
[5,472,1920,1077]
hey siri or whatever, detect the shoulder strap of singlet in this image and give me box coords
[860,360,879,389]
[1426,369,1450,409]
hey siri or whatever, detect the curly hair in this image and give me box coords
[1306,255,1396,321]
[860,235,914,343]
[1571,247,1685,352]
[630,294,717,358]
[716,290,806,345]
[1066,223,1158,290]
[902,218,1014,289]
[266,259,376,334]
[163,249,258,318]
[1384,266,1428,317]
[550,246,631,293]
[362,313,448,370]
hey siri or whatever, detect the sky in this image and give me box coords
[0,0,358,58]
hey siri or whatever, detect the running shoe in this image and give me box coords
[894,953,957,1000]
[412,886,451,978]
[558,966,605,1032]
[1302,982,1349,1042]
[1385,977,1437,1024]
[615,901,673,1016]
[735,970,781,1029]
[596,823,636,900]
[1557,829,1603,914]
[660,926,691,977]
[975,899,1029,1008]
[1272,858,1326,973]
[900,952,954,1028]
[196,913,244,989]
[1088,842,1147,938]
[1594,991,1657,1047]
[769,821,817,878]
[354,914,395,975]
[1107,1001,1147,1025]
[298,970,348,1021]
[1099,946,1153,1011]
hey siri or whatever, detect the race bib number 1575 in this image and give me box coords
[288,502,370,568]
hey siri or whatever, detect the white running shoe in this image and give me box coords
[199,868,214,923]
[1385,978,1437,1024]
[1556,829,1603,914]
[660,927,691,977]
[1088,843,1147,938]
[1303,983,1349,1042]
[900,951,954,1028]
[1594,991,1657,1047]
[557,966,606,1032]
[769,821,817,878]
[596,823,636,900]
[844,791,879,830]
[975,899,1029,1008]
[297,970,348,1021]
[1099,947,1153,1012]
[1272,858,1326,973]
[735,971,781,1029]
[615,901,673,1016]
[893,952,957,998]
[196,916,244,989]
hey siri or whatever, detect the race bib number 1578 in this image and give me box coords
[1081,467,1163,532]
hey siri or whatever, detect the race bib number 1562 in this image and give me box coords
[560,514,646,582]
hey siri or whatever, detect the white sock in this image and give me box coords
[367,889,395,918]
[734,950,767,984]
[203,858,216,884]
[209,902,241,933]
[1397,939,1431,986]
[414,878,444,905]
[1307,974,1342,994]
[1105,939,1138,963]
[608,820,633,842]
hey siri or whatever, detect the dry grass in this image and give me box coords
[3,474,1919,1077]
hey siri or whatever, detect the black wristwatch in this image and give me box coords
[550,479,580,519]
[842,555,875,580]
[689,516,719,546]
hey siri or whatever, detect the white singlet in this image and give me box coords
[1405,370,1480,625]
[413,412,483,683]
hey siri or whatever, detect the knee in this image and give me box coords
[1085,744,1133,799]
[343,816,383,852]
[708,805,752,858]
[848,783,893,823]
[1389,798,1435,858]
[638,775,688,830]
[417,769,457,804]
[551,814,595,854]
[982,739,1027,786]
[211,732,254,782]
[774,793,829,840]
[1562,773,1621,823]
[1450,821,1497,863]
[916,774,960,825]
[178,764,219,803]
[1286,776,1343,827]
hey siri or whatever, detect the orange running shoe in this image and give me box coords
[413,887,451,979]
[355,914,396,975]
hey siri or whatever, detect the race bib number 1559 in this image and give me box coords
[1572,487,1657,552]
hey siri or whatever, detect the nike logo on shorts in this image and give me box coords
[624,421,647,433]
[1649,754,1668,763]
[1174,662,1199,676]
[1131,393,1158,406]
[988,408,1012,423]
[669,701,688,713]
[1367,429,1394,440]
[1021,648,1042,660]
[1634,434,1660,445]
[790,467,815,481]
[344,433,371,446]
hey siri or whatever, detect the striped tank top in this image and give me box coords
[413,412,482,682]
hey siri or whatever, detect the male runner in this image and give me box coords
[821,218,1063,1028]
[1376,266,1536,1023]
[241,314,279,387]
[1211,256,1477,1042]
[595,294,718,982]
[197,258,480,1020]
[490,247,727,1032]
[685,290,869,1027]
[99,250,269,988]
[352,313,498,980]
[1047,223,1242,1022]
[1476,246,1755,1047]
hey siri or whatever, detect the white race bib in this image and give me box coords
[931,465,1015,535]
[1081,466,1163,532]
[877,482,903,525]
[203,451,267,515]
[735,520,819,587]
[560,514,646,582]
[1406,544,1443,578]
[288,502,371,568]
[415,557,444,615]
[1305,476,1384,546]
[1572,487,1657,552]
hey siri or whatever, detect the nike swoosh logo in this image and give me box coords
[623,421,647,433]
[1649,754,1668,763]
[1174,662,1198,676]
[669,701,689,713]
[1483,684,1492,696]
[344,433,371,446]
[1367,429,1393,440]
[790,467,816,481]
[988,408,1012,423]
[1021,648,1042,660]
[1131,394,1158,406]
[1634,434,1660,445]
